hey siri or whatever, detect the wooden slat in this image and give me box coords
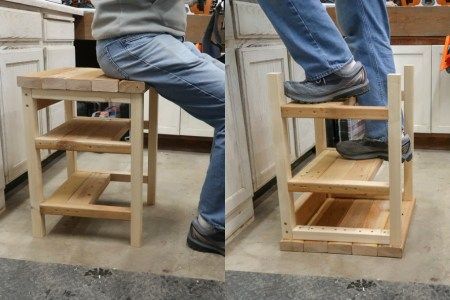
[281,103,388,120]
[339,200,374,228]
[35,118,131,154]
[66,69,105,91]
[294,192,327,225]
[42,68,99,90]
[41,203,131,220]
[36,99,60,111]
[293,226,390,244]
[67,173,110,205]
[17,68,74,89]
[92,75,119,92]
[289,179,390,195]
[119,80,147,93]
[44,172,109,205]
[32,88,132,103]
[312,199,353,227]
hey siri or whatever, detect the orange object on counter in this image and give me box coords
[440,36,450,71]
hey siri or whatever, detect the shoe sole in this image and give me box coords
[338,150,413,162]
[286,80,370,104]
[187,233,225,256]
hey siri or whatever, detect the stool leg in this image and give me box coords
[22,89,46,237]
[147,89,158,206]
[130,94,144,247]
[64,101,77,177]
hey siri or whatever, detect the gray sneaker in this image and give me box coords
[187,217,224,256]
[284,61,370,103]
[336,134,413,162]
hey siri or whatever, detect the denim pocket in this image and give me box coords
[96,45,129,80]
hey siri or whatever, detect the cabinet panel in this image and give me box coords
[0,49,44,182]
[289,58,316,156]
[179,110,214,137]
[0,7,42,40]
[431,45,450,133]
[232,1,277,39]
[225,47,253,218]
[144,92,181,135]
[0,136,4,212]
[44,45,76,131]
[238,44,296,190]
[392,45,432,133]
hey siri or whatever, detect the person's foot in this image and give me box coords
[336,134,413,162]
[187,215,224,256]
[284,61,370,104]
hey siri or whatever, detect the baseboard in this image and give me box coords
[415,133,450,150]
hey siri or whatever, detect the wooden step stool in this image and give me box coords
[17,68,159,247]
[268,66,416,258]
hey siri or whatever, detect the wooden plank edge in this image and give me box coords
[40,203,131,220]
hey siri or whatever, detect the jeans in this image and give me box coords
[96,33,225,230]
[257,0,395,141]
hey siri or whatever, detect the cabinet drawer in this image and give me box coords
[0,7,42,40]
[44,19,75,41]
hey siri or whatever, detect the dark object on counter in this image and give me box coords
[63,0,94,8]
[202,0,224,59]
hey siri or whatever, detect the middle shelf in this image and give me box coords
[35,117,131,154]
[288,149,389,196]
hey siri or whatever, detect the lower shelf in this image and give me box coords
[40,171,131,220]
[281,193,415,258]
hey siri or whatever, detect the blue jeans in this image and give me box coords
[258,0,395,141]
[96,34,225,230]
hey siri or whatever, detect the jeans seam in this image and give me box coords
[357,0,388,138]
[105,46,130,80]
[123,41,224,103]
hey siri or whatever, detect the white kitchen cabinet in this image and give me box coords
[180,109,214,137]
[392,45,432,133]
[289,57,316,156]
[0,48,44,182]
[238,44,296,190]
[225,43,254,240]
[431,45,450,133]
[144,93,181,135]
[44,45,76,131]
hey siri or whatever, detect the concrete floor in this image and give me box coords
[226,150,450,285]
[0,150,224,281]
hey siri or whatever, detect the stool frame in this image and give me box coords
[21,87,158,247]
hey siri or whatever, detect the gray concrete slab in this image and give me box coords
[226,271,450,299]
[0,257,224,299]
[0,150,224,281]
[226,150,450,285]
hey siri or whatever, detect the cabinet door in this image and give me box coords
[0,48,44,182]
[45,45,76,131]
[431,45,450,133]
[238,44,296,190]
[144,93,181,135]
[0,136,5,212]
[392,45,432,133]
[289,57,315,156]
[225,45,254,239]
[179,109,214,137]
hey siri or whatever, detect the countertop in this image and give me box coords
[2,0,84,15]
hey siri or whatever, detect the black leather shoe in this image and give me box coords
[187,218,225,256]
[284,61,369,103]
[336,134,413,162]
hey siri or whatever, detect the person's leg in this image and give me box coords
[335,0,394,141]
[334,0,412,161]
[258,0,352,80]
[96,34,224,253]
[257,0,368,103]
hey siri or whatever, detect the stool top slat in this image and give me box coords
[17,68,148,94]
